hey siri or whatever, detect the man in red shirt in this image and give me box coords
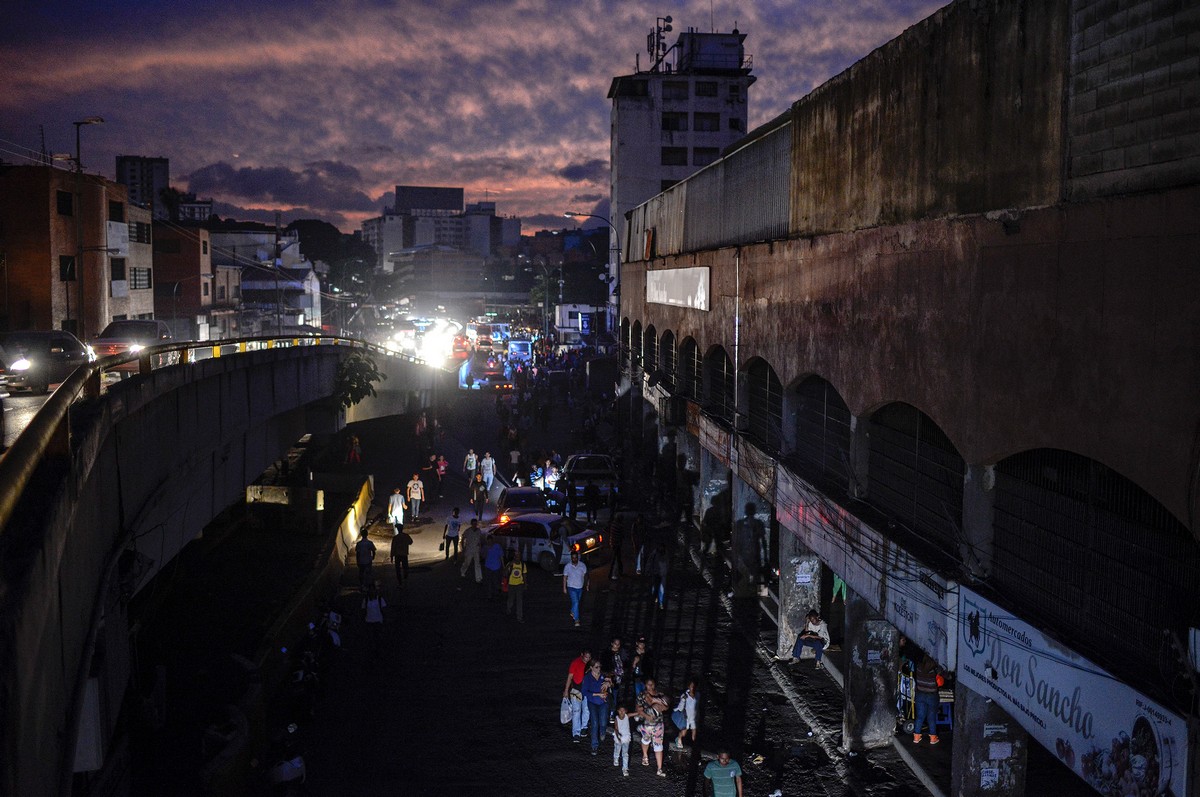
[562,648,592,740]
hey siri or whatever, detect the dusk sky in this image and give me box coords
[0,0,944,234]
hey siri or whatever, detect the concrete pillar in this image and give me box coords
[961,464,995,581]
[843,589,899,750]
[777,535,822,658]
[950,681,1028,796]
[848,414,870,500]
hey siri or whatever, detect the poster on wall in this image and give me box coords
[957,588,1189,797]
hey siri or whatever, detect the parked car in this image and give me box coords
[0,330,93,394]
[483,513,604,572]
[559,454,620,504]
[92,319,175,370]
[495,486,566,523]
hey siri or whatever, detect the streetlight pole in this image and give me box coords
[563,211,620,342]
[73,117,103,339]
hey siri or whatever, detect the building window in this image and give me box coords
[661,112,688,132]
[662,81,689,100]
[233,285,241,298]
[661,147,688,166]
[57,191,73,216]
[108,201,125,222]
[59,255,77,281]
[203,282,210,297]
[729,84,742,100]
[110,258,126,281]
[693,113,720,132]
[202,240,209,255]
[129,221,151,244]
[729,118,744,132]
[217,285,225,300]
[696,81,718,97]
[693,147,720,167]
[130,267,152,290]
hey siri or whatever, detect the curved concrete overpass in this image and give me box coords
[0,339,443,795]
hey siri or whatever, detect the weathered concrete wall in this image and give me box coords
[0,346,345,795]
[1067,0,1200,199]
[790,0,1069,236]
[624,183,1200,528]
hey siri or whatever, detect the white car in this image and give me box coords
[483,512,604,572]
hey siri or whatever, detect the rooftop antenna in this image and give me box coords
[710,0,714,32]
[647,15,672,71]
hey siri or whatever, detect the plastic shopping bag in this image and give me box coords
[560,698,572,725]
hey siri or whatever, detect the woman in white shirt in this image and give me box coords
[673,677,699,749]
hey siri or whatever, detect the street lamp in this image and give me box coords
[563,211,621,341]
[73,117,104,339]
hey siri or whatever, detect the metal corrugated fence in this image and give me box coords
[629,120,792,258]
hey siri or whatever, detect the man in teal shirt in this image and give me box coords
[703,749,743,797]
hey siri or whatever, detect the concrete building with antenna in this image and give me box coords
[606,20,754,330]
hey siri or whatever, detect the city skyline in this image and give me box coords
[0,0,943,234]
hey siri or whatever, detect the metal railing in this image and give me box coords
[0,334,444,537]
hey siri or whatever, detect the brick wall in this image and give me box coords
[1068,0,1200,197]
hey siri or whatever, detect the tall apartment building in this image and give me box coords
[606,25,754,326]
[115,155,170,219]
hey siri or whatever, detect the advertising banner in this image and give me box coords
[958,588,1189,797]
[735,436,776,501]
[774,466,883,612]
[698,412,730,466]
[885,544,955,669]
[646,266,710,311]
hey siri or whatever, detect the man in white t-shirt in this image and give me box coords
[562,551,589,627]
[387,487,407,532]
[406,473,425,520]
[480,452,496,490]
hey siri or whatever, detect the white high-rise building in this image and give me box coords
[607,24,754,326]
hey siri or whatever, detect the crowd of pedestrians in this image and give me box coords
[558,633,719,782]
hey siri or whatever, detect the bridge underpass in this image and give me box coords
[0,338,448,795]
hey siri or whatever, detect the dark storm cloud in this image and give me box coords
[0,0,946,233]
[186,161,380,213]
[558,160,607,183]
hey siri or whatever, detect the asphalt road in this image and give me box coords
[295,388,930,797]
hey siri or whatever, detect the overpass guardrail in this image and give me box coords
[0,334,446,541]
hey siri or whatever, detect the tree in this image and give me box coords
[333,350,385,409]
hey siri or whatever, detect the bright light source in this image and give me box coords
[128,344,144,353]
[11,358,31,371]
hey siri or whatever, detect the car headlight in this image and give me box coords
[10,357,31,371]
[128,344,144,353]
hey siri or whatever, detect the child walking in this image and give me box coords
[612,705,632,776]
